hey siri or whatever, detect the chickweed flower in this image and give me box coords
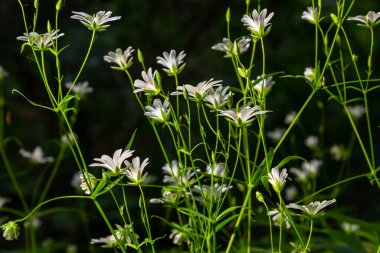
[65,81,93,98]
[19,146,54,164]
[267,128,285,142]
[124,157,149,184]
[206,163,225,177]
[193,184,232,204]
[284,111,297,125]
[253,75,275,97]
[219,104,268,128]
[144,99,171,123]
[304,135,319,149]
[330,144,348,161]
[287,199,336,218]
[91,224,137,248]
[17,30,64,51]
[134,68,161,95]
[268,208,291,229]
[0,196,10,208]
[79,172,97,195]
[347,104,365,120]
[156,50,186,76]
[162,160,195,187]
[211,37,251,57]
[169,226,191,245]
[289,167,309,182]
[284,185,298,201]
[268,167,288,193]
[203,86,231,110]
[89,149,134,175]
[104,47,134,71]
[301,159,322,176]
[341,222,360,234]
[241,9,274,39]
[302,7,319,24]
[348,11,380,28]
[172,79,222,101]
[71,11,121,32]
[1,221,19,241]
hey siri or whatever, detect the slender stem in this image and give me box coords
[304,219,314,252]
[138,185,156,253]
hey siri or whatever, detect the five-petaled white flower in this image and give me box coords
[206,163,226,177]
[193,183,232,204]
[144,99,171,123]
[169,225,191,245]
[90,149,134,175]
[287,199,336,218]
[348,11,380,28]
[347,104,365,120]
[253,75,275,97]
[304,67,317,83]
[211,37,251,57]
[156,50,186,76]
[203,86,231,110]
[302,7,319,24]
[241,9,274,38]
[219,104,268,127]
[304,135,318,149]
[268,208,291,229]
[162,160,195,187]
[91,224,136,248]
[124,157,149,184]
[267,128,286,142]
[172,79,222,101]
[19,146,54,164]
[134,68,161,95]
[79,172,98,195]
[71,11,121,32]
[1,221,19,241]
[268,167,288,193]
[65,81,93,98]
[17,30,64,51]
[284,111,297,125]
[104,47,134,70]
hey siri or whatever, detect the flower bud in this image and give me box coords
[256,191,265,203]
[56,0,62,11]
[137,49,144,64]
[331,14,339,25]
[1,221,20,241]
[34,0,39,9]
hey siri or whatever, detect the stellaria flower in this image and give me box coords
[193,183,232,204]
[91,224,137,248]
[268,208,291,229]
[284,111,297,125]
[203,86,231,110]
[1,221,19,241]
[206,163,226,177]
[267,128,286,142]
[134,68,161,95]
[79,172,97,195]
[104,47,134,70]
[172,79,222,101]
[150,189,180,204]
[268,167,288,193]
[211,37,251,57]
[253,75,275,97]
[71,11,121,32]
[0,196,10,208]
[348,11,380,27]
[156,50,186,76]
[347,104,365,120]
[341,222,360,234]
[169,225,191,245]
[287,199,336,218]
[290,159,322,181]
[0,66,9,80]
[89,149,134,175]
[304,135,318,149]
[144,99,171,123]
[302,7,319,24]
[162,160,195,187]
[124,157,149,184]
[284,185,298,201]
[61,132,77,146]
[330,144,348,161]
[241,9,274,38]
[219,104,268,127]
[17,30,64,51]
[65,81,93,98]
[289,167,309,182]
[19,146,54,164]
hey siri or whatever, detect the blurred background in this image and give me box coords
[1,0,380,252]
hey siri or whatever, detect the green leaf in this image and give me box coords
[215,206,242,222]
[12,89,54,111]
[125,129,138,150]
[276,155,305,169]
[215,214,240,232]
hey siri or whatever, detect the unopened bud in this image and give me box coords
[1,221,20,241]
[256,191,265,203]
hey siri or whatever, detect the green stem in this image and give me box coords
[304,219,314,252]
[138,185,156,253]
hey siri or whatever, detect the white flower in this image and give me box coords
[304,67,316,84]
[144,99,171,123]
[284,111,297,125]
[172,79,222,101]
[71,172,81,189]
[211,37,251,57]
[284,186,298,201]
[71,11,121,32]
[193,183,232,204]
[91,235,117,248]
[268,167,288,193]
[124,157,149,184]
[203,86,231,110]
[1,221,19,241]
[0,197,10,208]
[330,144,347,161]
[219,104,268,127]
[206,163,225,177]
[89,149,134,174]
[0,66,9,80]
[24,218,41,229]
[134,68,161,95]
[79,172,97,195]
[90,224,136,248]
[19,146,54,164]
[253,75,275,97]
[348,11,380,27]
[169,226,190,245]
[287,199,336,218]
[61,133,77,146]
[162,160,195,187]
[267,128,285,142]
[17,30,64,51]
[156,50,186,76]
[347,104,365,120]
[341,222,360,233]
[290,167,309,182]
[268,208,290,229]
[241,9,274,38]
[65,81,93,98]
[302,7,319,24]
[304,135,318,149]
[150,189,180,204]
[301,159,322,176]
[104,47,134,70]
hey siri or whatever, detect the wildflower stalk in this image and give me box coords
[54,7,63,101]
[138,185,156,253]
[304,219,314,252]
